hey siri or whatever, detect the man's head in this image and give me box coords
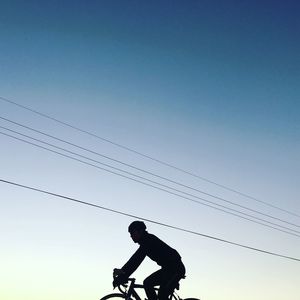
[128,221,146,243]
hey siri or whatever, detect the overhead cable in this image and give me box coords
[1,129,300,238]
[0,178,299,262]
[1,95,298,218]
[1,116,298,229]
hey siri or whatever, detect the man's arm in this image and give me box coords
[121,247,146,277]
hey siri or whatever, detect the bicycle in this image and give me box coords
[100,275,200,300]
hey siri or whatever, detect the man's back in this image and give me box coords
[122,231,182,276]
[138,232,181,266]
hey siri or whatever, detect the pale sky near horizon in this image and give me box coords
[0,1,299,300]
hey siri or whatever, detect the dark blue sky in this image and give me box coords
[1,1,299,141]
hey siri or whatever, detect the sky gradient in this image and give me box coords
[1,1,299,300]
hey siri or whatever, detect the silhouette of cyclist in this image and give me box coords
[113,221,186,300]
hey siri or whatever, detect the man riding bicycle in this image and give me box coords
[113,221,186,300]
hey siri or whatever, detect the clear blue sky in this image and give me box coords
[1,1,299,300]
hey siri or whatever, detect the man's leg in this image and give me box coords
[157,262,186,300]
[143,270,163,300]
[157,272,179,300]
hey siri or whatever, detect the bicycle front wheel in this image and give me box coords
[100,293,132,300]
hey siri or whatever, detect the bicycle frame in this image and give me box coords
[123,278,142,300]
[118,278,181,300]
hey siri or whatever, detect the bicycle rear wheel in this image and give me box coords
[100,293,133,300]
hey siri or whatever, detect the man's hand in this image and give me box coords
[113,268,125,277]
[112,268,127,288]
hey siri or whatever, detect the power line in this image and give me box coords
[1,128,300,238]
[1,95,298,219]
[1,116,298,230]
[1,128,299,237]
[0,178,299,263]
